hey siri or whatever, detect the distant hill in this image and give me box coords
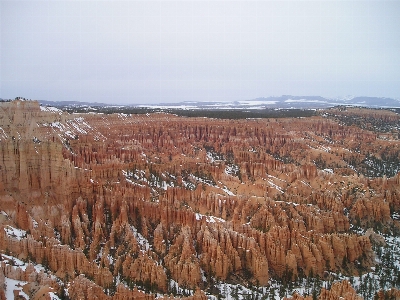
[138,95,400,110]
[38,100,112,107]
[36,95,400,110]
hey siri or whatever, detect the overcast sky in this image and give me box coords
[1,1,399,104]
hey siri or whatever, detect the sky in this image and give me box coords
[1,0,399,105]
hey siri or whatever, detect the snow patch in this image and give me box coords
[49,292,62,300]
[4,277,28,299]
[131,226,151,251]
[4,225,26,240]
[267,180,284,193]
[225,164,240,176]
[40,106,63,114]
[195,213,225,223]
[301,180,312,188]
[0,127,8,139]
[222,186,235,196]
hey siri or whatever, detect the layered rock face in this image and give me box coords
[0,100,399,298]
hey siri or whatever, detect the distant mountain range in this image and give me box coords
[25,95,400,110]
[140,96,400,110]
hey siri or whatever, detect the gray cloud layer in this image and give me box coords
[1,1,399,104]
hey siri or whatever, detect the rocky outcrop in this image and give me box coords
[68,275,207,300]
[68,275,109,300]
[164,226,202,288]
[375,288,400,300]
[285,280,363,300]
[0,228,114,287]
[0,256,60,299]
[318,280,363,300]
[120,252,168,292]
[350,198,391,225]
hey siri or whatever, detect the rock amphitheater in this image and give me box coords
[0,100,399,299]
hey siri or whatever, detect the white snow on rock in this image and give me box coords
[131,226,151,251]
[2,254,47,273]
[4,277,28,299]
[206,152,215,163]
[195,213,225,223]
[40,106,63,114]
[4,225,26,240]
[225,164,239,176]
[0,126,8,140]
[301,180,312,187]
[267,180,284,193]
[267,174,287,183]
[49,292,62,300]
[49,122,66,131]
[222,186,235,196]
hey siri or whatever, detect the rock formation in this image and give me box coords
[0,100,399,298]
[285,280,363,300]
